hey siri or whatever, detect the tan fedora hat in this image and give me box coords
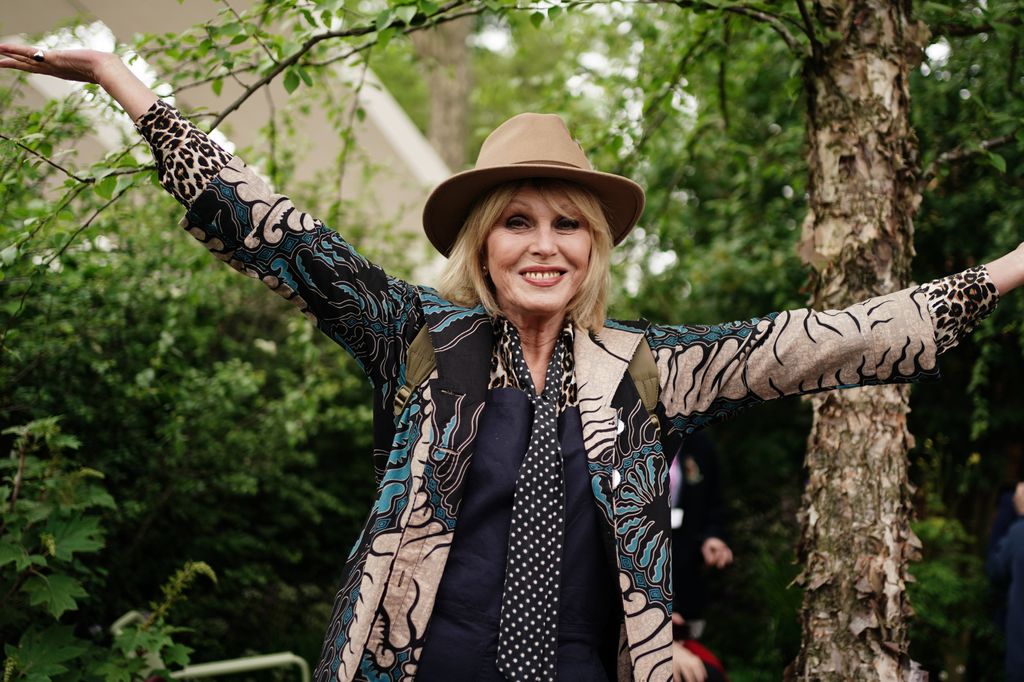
[422,113,646,257]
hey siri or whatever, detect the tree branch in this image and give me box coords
[611,28,712,174]
[663,0,804,54]
[918,131,1019,190]
[932,17,1020,38]
[794,0,822,61]
[206,0,475,131]
[0,132,90,184]
[220,0,279,66]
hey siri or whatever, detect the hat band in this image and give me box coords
[505,159,587,170]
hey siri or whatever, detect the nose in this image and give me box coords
[529,222,558,256]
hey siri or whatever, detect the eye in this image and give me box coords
[504,214,531,229]
[556,217,581,231]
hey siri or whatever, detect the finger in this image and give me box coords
[684,661,705,682]
[0,51,38,67]
[0,44,44,64]
[0,57,38,73]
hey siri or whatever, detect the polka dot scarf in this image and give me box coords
[496,319,570,681]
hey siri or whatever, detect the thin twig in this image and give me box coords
[718,18,731,131]
[7,435,28,516]
[0,184,131,351]
[171,64,261,95]
[45,185,132,265]
[0,132,91,184]
[221,0,279,65]
[612,28,712,174]
[932,16,1020,38]
[660,0,804,54]
[918,131,1018,190]
[304,6,486,69]
[206,0,473,131]
[9,184,89,256]
[337,54,372,201]
[1008,36,1019,95]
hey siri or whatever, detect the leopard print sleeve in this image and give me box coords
[916,265,999,354]
[134,100,233,207]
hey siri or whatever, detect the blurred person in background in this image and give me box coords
[988,481,1024,682]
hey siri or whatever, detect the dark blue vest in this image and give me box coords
[417,388,620,680]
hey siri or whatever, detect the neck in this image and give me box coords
[506,313,567,394]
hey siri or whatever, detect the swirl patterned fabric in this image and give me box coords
[135,101,1000,681]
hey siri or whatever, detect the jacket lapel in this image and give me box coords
[420,289,492,401]
[578,323,674,681]
[416,290,491,499]
[574,324,644,470]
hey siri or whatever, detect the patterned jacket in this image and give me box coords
[138,101,999,682]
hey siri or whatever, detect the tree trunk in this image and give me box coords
[409,16,474,170]
[792,1,930,679]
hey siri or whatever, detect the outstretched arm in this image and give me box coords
[648,257,1014,434]
[0,45,424,394]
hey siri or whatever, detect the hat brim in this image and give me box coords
[422,163,646,257]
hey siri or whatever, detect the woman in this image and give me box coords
[2,46,1022,682]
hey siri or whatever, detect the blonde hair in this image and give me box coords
[437,179,613,332]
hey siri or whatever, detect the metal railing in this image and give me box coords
[171,652,310,682]
[111,611,310,682]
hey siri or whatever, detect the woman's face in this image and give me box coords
[484,186,592,328]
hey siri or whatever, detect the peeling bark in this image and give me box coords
[791,1,930,680]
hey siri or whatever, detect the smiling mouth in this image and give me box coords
[521,270,566,283]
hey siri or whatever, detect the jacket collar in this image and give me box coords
[418,288,492,402]
[417,288,649,407]
[574,323,647,411]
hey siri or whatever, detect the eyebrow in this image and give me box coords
[504,202,581,217]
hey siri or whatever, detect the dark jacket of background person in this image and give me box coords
[672,431,729,621]
[988,487,1024,682]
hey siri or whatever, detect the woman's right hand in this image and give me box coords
[0,44,156,120]
[672,641,708,682]
[0,44,119,84]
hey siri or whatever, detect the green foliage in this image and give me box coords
[0,418,195,681]
[908,515,1001,680]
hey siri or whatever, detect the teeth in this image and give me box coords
[523,271,562,281]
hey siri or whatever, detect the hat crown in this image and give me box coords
[475,113,592,172]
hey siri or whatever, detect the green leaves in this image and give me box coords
[284,68,301,94]
[283,66,314,94]
[3,627,89,680]
[986,151,1007,173]
[48,517,104,560]
[23,575,88,618]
